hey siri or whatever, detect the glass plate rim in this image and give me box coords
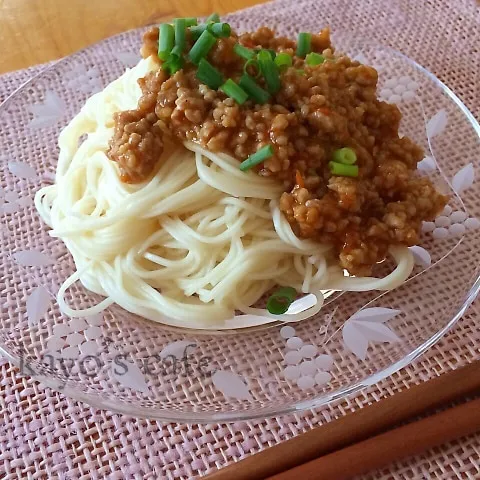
[0,28,479,421]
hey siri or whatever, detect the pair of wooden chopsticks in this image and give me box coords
[206,361,480,480]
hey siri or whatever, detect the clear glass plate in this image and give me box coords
[0,28,479,422]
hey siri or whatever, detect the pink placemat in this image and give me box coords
[1,0,479,478]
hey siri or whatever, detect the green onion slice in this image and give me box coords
[196,58,224,89]
[206,12,221,23]
[296,32,312,57]
[170,45,184,58]
[243,59,261,78]
[329,161,359,177]
[267,49,276,59]
[233,43,255,60]
[239,73,271,104]
[158,23,175,61]
[332,147,357,165]
[173,18,187,53]
[162,55,184,75]
[258,49,281,94]
[306,52,325,66]
[184,17,197,27]
[274,52,293,70]
[210,22,231,38]
[239,144,274,171]
[190,24,209,41]
[266,287,297,315]
[220,79,249,105]
[252,47,276,59]
[190,17,227,41]
[188,30,217,65]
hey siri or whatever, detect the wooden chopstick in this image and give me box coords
[206,361,480,480]
[268,396,480,480]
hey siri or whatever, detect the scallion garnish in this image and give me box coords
[274,52,293,70]
[239,73,271,104]
[173,18,187,54]
[210,22,231,38]
[306,52,325,66]
[239,144,274,171]
[329,161,359,177]
[267,49,276,59]
[158,23,175,61]
[196,58,224,89]
[184,17,198,27]
[220,79,249,104]
[233,43,256,60]
[170,45,184,58]
[332,147,357,165]
[258,49,281,94]
[296,32,312,57]
[266,287,297,315]
[191,22,230,40]
[206,12,220,23]
[243,59,261,78]
[162,55,184,75]
[188,30,217,65]
[190,24,209,41]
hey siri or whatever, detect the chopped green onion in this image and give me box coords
[190,24,209,41]
[188,30,217,65]
[158,23,175,61]
[184,17,197,27]
[210,22,231,38]
[239,144,274,171]
[190,19,229,40]
[206,12,220,23]
[274,52,293,70]
[243,59,261,78]
[239,73,271,104]
[332,147,357,165]
[174,18,187,53]
[220,79,249,105]
[162,55,184,75]
[296,69,305,75]
[329,161,359,177]
[233,43,255,60]
[196,58,224,89]
[296,32,312,57]
[253,47,276,59]
[258,49,281,94]
[306,52,325,66]
[266,287,297,315]
[170,45,184,58]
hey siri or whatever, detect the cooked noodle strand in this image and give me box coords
[34,57,414,328]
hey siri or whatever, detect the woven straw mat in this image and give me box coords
[0,0,479,479]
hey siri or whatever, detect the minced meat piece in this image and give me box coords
[107,25,448,274]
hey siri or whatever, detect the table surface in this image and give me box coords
[0,0,263,74]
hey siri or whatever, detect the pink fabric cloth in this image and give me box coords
[0,0,479,478]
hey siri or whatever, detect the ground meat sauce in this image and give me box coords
[108,26,448,276]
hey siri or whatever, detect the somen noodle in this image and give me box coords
[35,57,414,327]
